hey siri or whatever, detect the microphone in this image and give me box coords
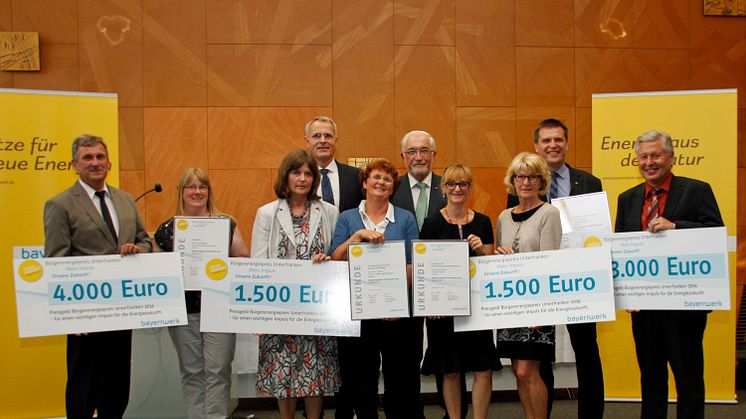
[135,183,162,202]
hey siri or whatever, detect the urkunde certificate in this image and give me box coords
[412,240,470,317]
[173,216,230,290]
[551,191,613,248]
[348,241,409,320]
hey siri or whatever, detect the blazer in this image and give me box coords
[337,160,364,213]
[391,172,446,220]
[615,174,723,233]
[44,181,151,257]
[251,198,340,258]
[508,163,602,207]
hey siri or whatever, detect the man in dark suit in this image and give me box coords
[391,130,458,419]
[508,118,605,419]
[305,115,363,213]
[615,129,722,419]
[44,134,151,418]
[304,116,363,419]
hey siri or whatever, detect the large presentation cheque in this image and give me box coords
[14,252,187,337]
[604,227,729,310]
[173,216,230,290]
[200,258,360,336]
[412,240,470,317]
[454,246,615,332]
[348,241,410,320]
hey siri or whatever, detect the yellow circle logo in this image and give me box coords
[18,260,43,282]
[350,246,363,257]
[415,243,427,255]
[205,258,228,280]
[176,219,189,230]
[584,235,602,247]
[469,261,476,279]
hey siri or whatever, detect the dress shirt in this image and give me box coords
[78,179,120,235]
[641,173,672,230]
[408,172,433,210]
[358,199,396,233]
[551,164,571,199]
[316,160,341,209]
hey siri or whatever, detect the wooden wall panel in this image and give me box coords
[207,107,331,169]
[395,45,456,168]
[11,0,77,43]
[575,48,690,107]
[516,47,574,107]
[516,0,574,47]
[739,110,746,169]
[394,0,454,46]
[119,107,144,171]
[632,0,689,49]
[143,107,208,230]
[455,0,515,107]
[575,107,592,168]
[471,167,507,221]
[574,0,633,48]
[332,0,396,162]
[12,44,79,90]
[207,45,332,106]
[143,0,206,106]
[456,107,516,167]
[120,170,146,226]
[0,0,10,30]
[210,169,277,252]
[206,0,332,45]
[79,0,143,106]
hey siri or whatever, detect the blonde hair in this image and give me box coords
[504,152,551,196]
[441,163,473,186]
[176,167,224,216]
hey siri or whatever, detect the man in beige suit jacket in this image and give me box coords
[44,134,150,419]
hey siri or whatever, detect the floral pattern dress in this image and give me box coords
[256,205,341,399]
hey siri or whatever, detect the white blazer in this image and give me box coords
[250,199,339,259]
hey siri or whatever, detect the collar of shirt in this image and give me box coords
[358,199,395,232]
[408,172,432,190]
[644,172,672,198]
[553,163,570,180]
[319,159,338,173]
[78,179,110,199]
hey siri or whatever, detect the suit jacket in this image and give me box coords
[44,181,151,257]
[251,198,340,258]
[508,163,602,207]
[391,172,446,220]
[337,160,364,213]
[615,174,723,233]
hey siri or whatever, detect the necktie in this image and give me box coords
[549,172,559,201]
[320,168,334,205]
[94,190,118,243]
[646,190,660,227]
[415,182,428,230]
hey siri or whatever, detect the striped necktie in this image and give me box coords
[646,190,660,227]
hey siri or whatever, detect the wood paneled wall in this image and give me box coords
[2,0,745,289]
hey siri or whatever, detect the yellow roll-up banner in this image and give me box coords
[592,89,736,402]
[0,88,118,417]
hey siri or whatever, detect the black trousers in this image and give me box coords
[632,311,707,419]
[540,322,605,419]
[335,317,425,419]
[66,330,132,419]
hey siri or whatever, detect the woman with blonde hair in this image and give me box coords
[495,152,562,419]
[154,167,249,419]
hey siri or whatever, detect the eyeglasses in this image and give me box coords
[444,181,471,190]
[369,174,394,184]
[184,185,209,191]
[637,153,664,162]
[310,132,335,140]
[404,147,431,157]
[513,174,541,183]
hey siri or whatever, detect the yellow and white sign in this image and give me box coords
[0,88,119,416]
[411,240,471,317]
[173,216,230,290]
[592,89,736,401]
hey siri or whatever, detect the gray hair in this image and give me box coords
[634,130,674,155]
[305,116,337,137]
[71,134,108,161]
[400,130,437,153]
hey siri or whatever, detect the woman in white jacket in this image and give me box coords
[250,149,340,419]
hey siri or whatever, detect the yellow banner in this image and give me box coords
[0,88,118,417]
[592,89,737,401]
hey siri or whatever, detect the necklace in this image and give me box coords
[290,200,310,219]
